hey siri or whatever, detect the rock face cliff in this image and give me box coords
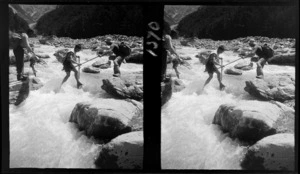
[35,5,144,39]
[9,4,56,24]
[164,5,200,26]
[177,6,297,40]
[9,5,30,32]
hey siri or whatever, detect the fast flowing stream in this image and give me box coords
[9,45,143,168]
[161,46,295,169]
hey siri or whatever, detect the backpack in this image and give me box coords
[118,42,131,57]
[54,49,70,63]
[257,44,274,59]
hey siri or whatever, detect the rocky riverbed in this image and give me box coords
[161,36,295,170]
[9,35,143,169]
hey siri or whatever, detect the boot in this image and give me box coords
[113,65,121,77]
[77,82,83,89]
[219,83,226,90]
[256,66,264,79]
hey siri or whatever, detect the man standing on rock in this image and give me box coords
[9,29,41,81]
[242,39,274,79]
[162,21,183,81]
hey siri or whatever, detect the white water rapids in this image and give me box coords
[9,45,143,168]
[161,46,295,169]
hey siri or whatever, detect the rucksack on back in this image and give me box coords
[119,42,131,57]
[54,49,69,63]
[262,44,274,59]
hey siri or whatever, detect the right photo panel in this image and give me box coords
[161,5,297,170]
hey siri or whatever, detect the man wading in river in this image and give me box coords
[9,29,43,80]
[202,45,226,91]
[241,39,274,79]
[60,44,83,89]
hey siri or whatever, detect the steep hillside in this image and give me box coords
[36,5,143,39]
[9,4,56,24]
[177,6,298,40]
[20,5,56,22]
[9,4,34,24]
[164,5,200,26]
[9,6,30,32]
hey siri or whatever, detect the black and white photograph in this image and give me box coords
[161,5,297,170]
[8,4,144,169]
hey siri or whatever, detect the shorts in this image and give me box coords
[63,63,76,72]
[205,64,218,74]
[257,57,267,68]
[114,56,126,66]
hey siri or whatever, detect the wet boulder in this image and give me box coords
[125,53,143,64]
[9,77,30,105]
[102,77,143,101]
[244,74,295,102]
[95,131,143,169]
[30,77,44,90]
[241,133,294,170]
[172,79,185,93]
[9,77,43,105]
[69,99,143,139]
[224,68,243,75]
[213,101,294,143]
[180,40,189,46]
[36,53,50,59]
[92,60,111,69]
[82,66,100,73]
[234,61,253,70]
[268,53,295,66]
[161,78,172,106]
[180,56,192,60]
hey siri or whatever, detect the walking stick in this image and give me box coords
[74,55,101,68]
[77,56,81,79]
[217,57,245,69]
[220,58,223,81]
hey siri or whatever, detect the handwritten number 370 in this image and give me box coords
[146,22,161,57]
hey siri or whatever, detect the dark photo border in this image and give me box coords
[1,0,299,173]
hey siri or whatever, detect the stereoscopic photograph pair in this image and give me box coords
[2,0,298,172]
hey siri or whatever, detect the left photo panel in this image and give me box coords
[8,4,144,169]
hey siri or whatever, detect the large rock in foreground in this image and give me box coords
[69,99,143,139]
[95,131,143,169]
[224,68,242,75]
[92,60,111,69]
[241,133,295,170]
[212,101,294,143]
[234,61,253,71]
[82,66,100,73]
[244,74,295,102]
[161,78,186,106]
[125,53,143,64]
[9,77,43,105]
[268,53,295,66]
[102,77,143,101]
